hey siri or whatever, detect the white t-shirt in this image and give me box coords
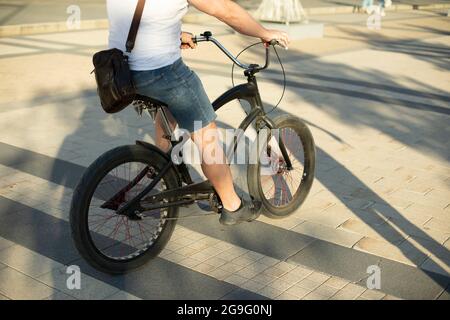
[107,0,188,71]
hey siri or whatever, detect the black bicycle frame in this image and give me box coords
[108,37,293,216]
[111,73,292,217]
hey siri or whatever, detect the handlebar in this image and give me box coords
[192,31,279,72]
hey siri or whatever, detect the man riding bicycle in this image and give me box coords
[107,0,290,225]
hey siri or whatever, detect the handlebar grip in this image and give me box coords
[269,39,279,46]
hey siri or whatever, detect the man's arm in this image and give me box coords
[188,0,289,48]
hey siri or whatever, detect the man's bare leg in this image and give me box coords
[192,122,261,225]
[154,107,177,152]
[154,113,241,211]
[191,122,241,212]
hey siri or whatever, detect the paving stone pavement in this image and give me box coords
[0,9,449,299]
[0,167,392,300]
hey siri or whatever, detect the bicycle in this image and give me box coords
[70,31,316,274]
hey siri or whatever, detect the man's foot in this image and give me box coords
[219,197,262,226]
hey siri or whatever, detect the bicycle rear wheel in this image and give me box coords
[247,115,315,218]
[70,145,180,274]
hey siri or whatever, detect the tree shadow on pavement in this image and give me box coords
[333,25,450,70]
[259,36,450,275]
[0,3,27,26]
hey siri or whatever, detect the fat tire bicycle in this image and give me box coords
[70,32,316,274]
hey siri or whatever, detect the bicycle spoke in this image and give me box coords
[259,126,306,208]
[86,161,168,261]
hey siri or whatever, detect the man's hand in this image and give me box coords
[180,32,196,49]
[261,29,290,49]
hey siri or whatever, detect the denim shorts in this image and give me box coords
[131,58,217,133]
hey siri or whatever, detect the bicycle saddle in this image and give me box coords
[134,94,168,107]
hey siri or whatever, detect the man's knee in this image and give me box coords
[191,121,218,146]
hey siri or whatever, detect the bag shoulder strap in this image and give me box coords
[126,0,146,53]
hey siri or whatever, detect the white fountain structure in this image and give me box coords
[254,0,323,40]
[255,0,308,25]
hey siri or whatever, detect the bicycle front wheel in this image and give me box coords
[70,145,180,274]
[247,115,315,218]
